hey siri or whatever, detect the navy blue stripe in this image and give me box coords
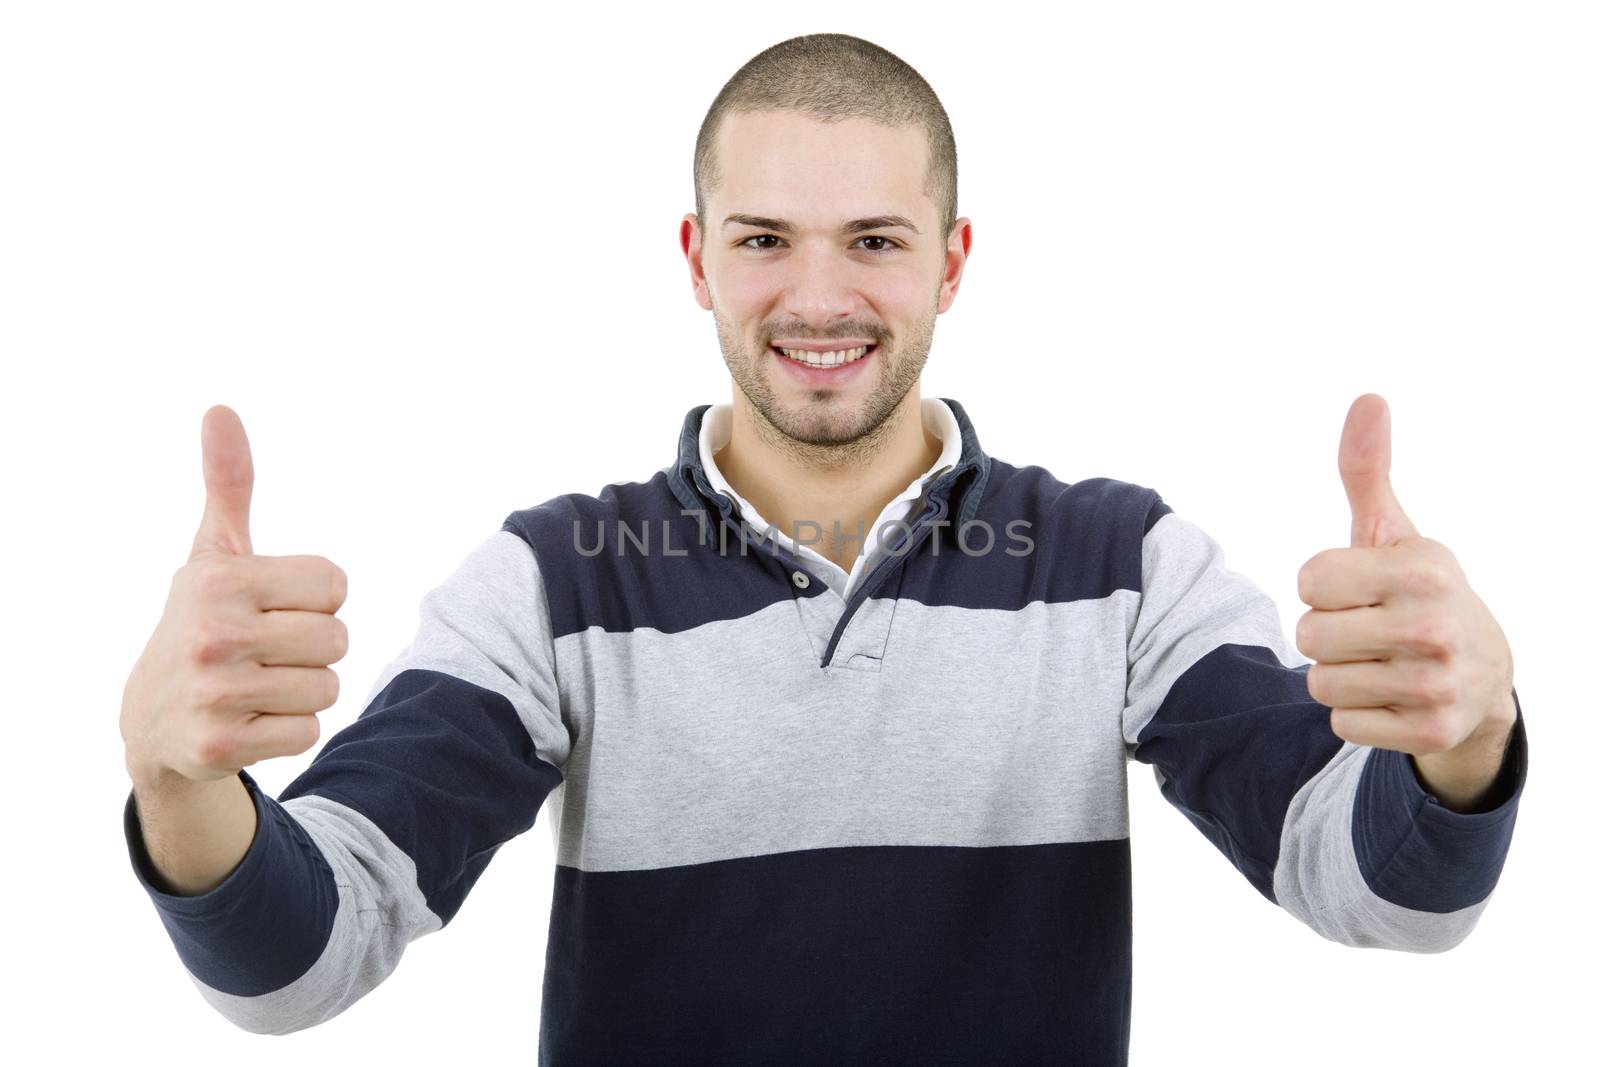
[279,668,563,926]
[1142,492,1173,535]
[539,839,1132,1064]
[893,469,1154,611]
[1353,687,1528,912]
[505,461,1161,637]
[502,476,831,640]
[123,768,339,997]
[1130,644,1345,902]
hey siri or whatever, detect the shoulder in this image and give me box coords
[500,468,680,540]
[908,456,1165,610]
[493,467,774,638]
[976,456,1165,539]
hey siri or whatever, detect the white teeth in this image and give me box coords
[777,344,870,366]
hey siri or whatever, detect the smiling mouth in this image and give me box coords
[770,343,876,368]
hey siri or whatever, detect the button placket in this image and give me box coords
[791,570,845,666]
[829,559,908,672]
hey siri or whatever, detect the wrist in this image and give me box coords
[125,751,187,794]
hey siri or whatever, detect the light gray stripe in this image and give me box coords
[1122,510,1312,749]
[358,528,572,772]
[185,796,442,1034]
[1273,740,1490,952]
[550,594,1135,871]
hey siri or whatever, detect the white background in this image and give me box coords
[3,2,1594,1063]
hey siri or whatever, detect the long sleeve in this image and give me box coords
[123,525,572,1033]
[1121,493,1527,952]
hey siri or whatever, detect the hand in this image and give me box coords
[119,405,350,787]
[1293,395,1516,803]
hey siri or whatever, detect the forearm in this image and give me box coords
[128,761,258,896]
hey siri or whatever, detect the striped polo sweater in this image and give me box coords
[698,396,962,601]
[123,396,1528,1064]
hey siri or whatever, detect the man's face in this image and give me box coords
[682,110,970,450]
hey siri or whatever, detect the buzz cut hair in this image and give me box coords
[694,33,959,246]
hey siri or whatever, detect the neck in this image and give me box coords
[714,388,943,574]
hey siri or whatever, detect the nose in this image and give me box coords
[778,241,863,327]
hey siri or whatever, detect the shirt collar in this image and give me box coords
[697,398,964,519]
[668,396,992,529]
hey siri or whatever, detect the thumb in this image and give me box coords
[189,404,255,560]
[1338,392,1419,548]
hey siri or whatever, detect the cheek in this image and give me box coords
[713,266,776,311]
[869,268,937,313]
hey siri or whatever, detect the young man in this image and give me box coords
[123,33,1527,1064]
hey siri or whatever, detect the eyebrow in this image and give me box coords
[721,213,922,236]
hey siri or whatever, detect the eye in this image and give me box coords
[736,235,902,253]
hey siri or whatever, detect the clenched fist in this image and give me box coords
[120,405,349,786]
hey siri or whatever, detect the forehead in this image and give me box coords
[712,110,930,223]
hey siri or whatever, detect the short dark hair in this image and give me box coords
[694,33,959,246]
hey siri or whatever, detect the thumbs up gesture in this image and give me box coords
[1294,394,1518,811]
[120,406,350,787]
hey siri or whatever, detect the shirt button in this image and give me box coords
[791,570,811,589]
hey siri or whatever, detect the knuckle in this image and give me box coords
[182,674,225,713]
[324,559,349,607]
[294,715,323,755]
[318,668,341,710]
[1295,612,1315,652]
[189,618,245,666]
[192,729,238,769]
[1414,616,1458,657]
[1300,551,1335,599]
[329,616,350,662]
[1425,538,1461,570]
[1416,671,1459,707]
[1404,558,1451,598]
[1417,716,1457,754]
[190,558,243,601]
[1304,665,1325,704]
[1398,615,1446,656]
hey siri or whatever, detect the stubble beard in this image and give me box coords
[712,296,937,471]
